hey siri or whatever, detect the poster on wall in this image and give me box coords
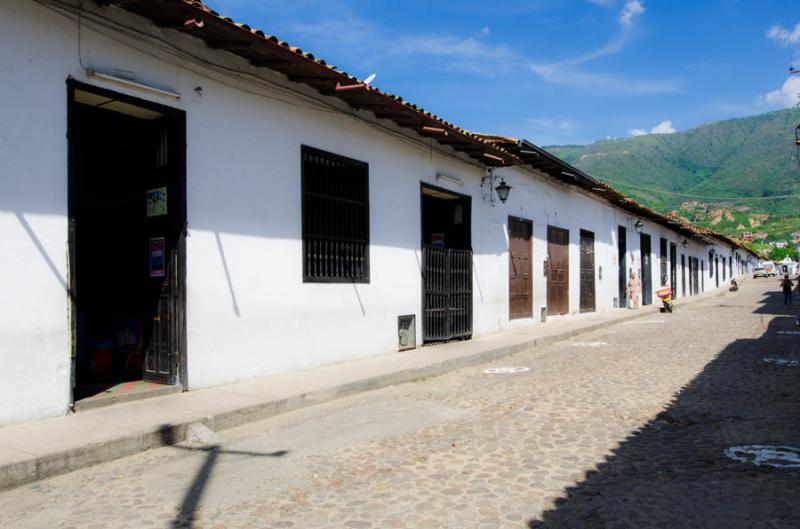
[150,237,166,278]
[146,187,168,217]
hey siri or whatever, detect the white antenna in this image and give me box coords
[363,73,377,85]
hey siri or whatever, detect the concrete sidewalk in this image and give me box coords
[0,288,731,491]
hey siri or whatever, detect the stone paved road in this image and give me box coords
[2,280,800,529]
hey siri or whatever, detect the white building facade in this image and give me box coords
[0,0,756,425]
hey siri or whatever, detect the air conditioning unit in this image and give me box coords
[398,315,416,351]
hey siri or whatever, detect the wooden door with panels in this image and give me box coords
[508,217,533,320]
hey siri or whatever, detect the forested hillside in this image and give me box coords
[546,108,800,244]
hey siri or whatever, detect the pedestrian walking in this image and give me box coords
[780,274,794,306]
[626,270,641,309]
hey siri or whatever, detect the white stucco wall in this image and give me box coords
[0,0,754,425]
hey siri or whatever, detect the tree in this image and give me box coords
[767,245,799,261]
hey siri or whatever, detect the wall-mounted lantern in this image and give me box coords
[634,220,644,233]
[481,169,512,206]
[495,179,512,204]
[681,239,689,249]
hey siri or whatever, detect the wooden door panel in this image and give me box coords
[509,217,532,319]
[547,225,569,316]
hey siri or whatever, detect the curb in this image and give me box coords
[0,287,731,491]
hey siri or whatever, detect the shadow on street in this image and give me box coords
[156,426,289,529]
[529,289,800,528]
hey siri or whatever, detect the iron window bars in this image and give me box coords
[301,146,370,283]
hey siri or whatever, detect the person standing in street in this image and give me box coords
[627,270,641,309]
[780,274,794,306]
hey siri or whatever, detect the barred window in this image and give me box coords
[301,146,369,283]
[660,238,669,286]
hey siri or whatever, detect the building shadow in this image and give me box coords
[753,290,800,316]
[157,426,288,529]
[528,297,800,528]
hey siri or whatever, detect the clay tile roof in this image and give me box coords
[102,1,756,257]
[473,133,756,253]
[104,0,519,166]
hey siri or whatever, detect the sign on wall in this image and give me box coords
[149,237,166,278]
[146,187,168,217]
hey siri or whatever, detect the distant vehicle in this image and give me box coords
[753,267,768,278]
[763,262,778,277]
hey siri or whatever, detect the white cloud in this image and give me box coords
[628,120,677,137]
[619,0,645,26]
[767,23,800,46]
[530,64,680,94]
[391,35,517,76]
[527,2,673,94]
[529,117,575,134]
[287,0,671,95]
[650,120,676,133]
[757,76,800,108]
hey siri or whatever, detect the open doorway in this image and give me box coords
[420,184,472,342]
[68,81,186,408]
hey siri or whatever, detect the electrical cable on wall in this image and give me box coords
[37,0,489,172]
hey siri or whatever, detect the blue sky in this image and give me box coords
[210,0,800,145]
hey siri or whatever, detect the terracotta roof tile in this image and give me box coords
[106,1,756,257]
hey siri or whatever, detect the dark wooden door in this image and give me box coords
[640,233,652,306]
[547,225,570,315]
[715,257,720,288]
[579,229,596,313]
[508,217,532,320]
[701,260,705,291]
[618,226,627,308]
[670,243,677,299]
[688,256,694,295]
[681,254,687,297]
[142,117,184,385]
[422,245,473,341]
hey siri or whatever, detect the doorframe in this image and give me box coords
[66,78,188,407]
[546,225,570,316]
[419,182,473,342]
[579,229,596,313]
[640,233,652,306]
[669,242,677,299]
[617,226,627,308]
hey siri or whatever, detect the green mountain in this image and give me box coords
[546,108,800,246]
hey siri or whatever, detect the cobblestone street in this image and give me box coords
[2,280,799,529]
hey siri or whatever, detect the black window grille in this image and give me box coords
[660,238,669,286]
[301,146,369,282]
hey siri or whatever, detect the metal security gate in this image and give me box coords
[508,217,533,320]
[579,229,596,313]
[422,245,473,342]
